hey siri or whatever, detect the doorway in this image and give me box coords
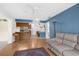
[15,22,31,41]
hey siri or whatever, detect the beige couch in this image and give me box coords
[48,33,79,56]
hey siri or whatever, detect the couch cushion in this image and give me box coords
[64,34,77,42]
[51,44,73,54]
[48,37,63,45]
[48,41,57,47]
[56,38,63,45]
[55,33,64,45]
[56,33,64,39]
[48,38,63,45]
[63,49,79,56]
[75,44,79,50]
[63,40,76,48]
[48,39,56,45]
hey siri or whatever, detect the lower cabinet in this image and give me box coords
[14,31,31,42]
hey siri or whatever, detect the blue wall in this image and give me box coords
[49,4,79,38]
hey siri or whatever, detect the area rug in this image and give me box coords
[14,47,49,56]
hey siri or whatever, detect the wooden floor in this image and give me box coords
[0,37,55,56]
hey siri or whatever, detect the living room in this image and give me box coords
[0,1,79,58]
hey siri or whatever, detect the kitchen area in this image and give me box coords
[13,21,48,42]
[13,22,31,42]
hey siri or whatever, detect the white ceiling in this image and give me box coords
[0,3,77,21]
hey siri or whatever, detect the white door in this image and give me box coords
[0,19,12,43]
[0,20,8,41]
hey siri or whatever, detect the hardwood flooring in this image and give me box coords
[0,38,55,56]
